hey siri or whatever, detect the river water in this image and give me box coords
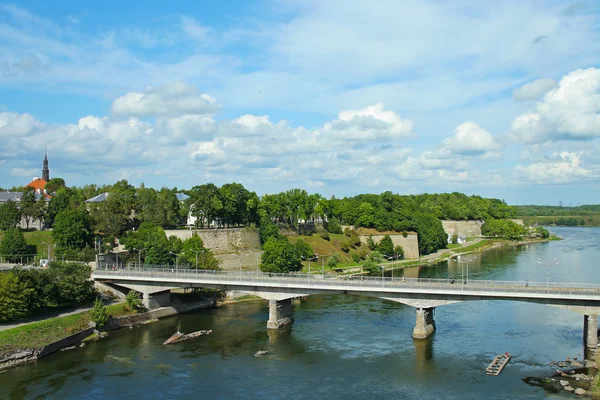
[2,227,599,399]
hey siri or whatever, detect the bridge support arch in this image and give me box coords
[413,307,436,339]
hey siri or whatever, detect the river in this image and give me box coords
[1,227,598,399]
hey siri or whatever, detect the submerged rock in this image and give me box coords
[560,380,569,387]
[574,388,587,395]
[564,386,574,392]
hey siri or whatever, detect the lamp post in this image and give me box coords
[169,252,179,272]
[133,248,145,269]
[41,241,51,261]
[537,257,559,292]
[458,256,475,286]
[301,255,318,275]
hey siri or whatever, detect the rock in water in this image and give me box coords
[564,386,574,392]
[574,388,586,395]
[560,380,569,387]
[255,351,268,357]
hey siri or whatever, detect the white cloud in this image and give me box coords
[514,151,597,184]
[111,83,219,117]
[441,122,501,156]
[181,16,210,42]
[511,68,600,144]
[513,78,556,101]
[322,103,414,141]
[0,112,40,137]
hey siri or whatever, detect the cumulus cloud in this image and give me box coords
[511,68,600,144]
[111,82,219,117]
[322,103,414,141]
[514,151,597,184]
[441,122,501,156]
[0,112,41,137]
[513,78,556,101]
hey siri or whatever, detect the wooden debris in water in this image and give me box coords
[163,330,212,345]
[486,353,511,376]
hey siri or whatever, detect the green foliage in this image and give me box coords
[49,262,96,305]
[0,262,95,322]
[125,290,142,309]
[90,298,109,327]
[0,228,30,261]
[377,235,394,257]
[394,245,404,259]
[178,234,220,270]
[19,188,37,230]
[259,216,280,245]
[326,253,341,267]
[366,235,377,250]
[368,250,382,262]
[0,200,21,230]
[451,234,458,244]
[52,209,92,249]
[534,227,550,239]
[350,251,361,263]
[121,222,177,265]
[413,213,447,255]
[46,187,74,227]
[481,219,526,240]
[90,180,136,237]
[136,185,181,228]
[0,273,33,322]
[294,239,315,258]
[319,231,330,241]
[326,217,342,234]
[260,236,302,273]
[362,260,380,274]
[44,178,66,194]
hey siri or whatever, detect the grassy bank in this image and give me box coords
[0,230,53,259]
[0,303,135,356]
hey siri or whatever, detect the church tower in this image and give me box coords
[42,150,50,182]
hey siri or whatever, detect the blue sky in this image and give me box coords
[1,1,600,205]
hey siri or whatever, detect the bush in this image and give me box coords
[343,227,354,237]
[451,234,458,244]
[327,253,341,267]
[402,231,408,238]
[319,231,330,241]
[394,245,404,259]
[326,218,342,234]
[366,235,377,250]
[90,298,109,327]
[350,251,361,263]
[125,290,142,309]
[294,239,315,258]
[377,235,394,257]
[350,233,361,247]
[362,261,380,274]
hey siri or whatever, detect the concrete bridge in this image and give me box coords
[92,268,600,349]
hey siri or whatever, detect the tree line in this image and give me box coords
[0,262,96,322]
[0,178,517,267]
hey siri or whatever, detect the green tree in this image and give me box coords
[53,209,92,249]
[125,290,142,309]
[20,187,37,230]
[0,228,29,262]
[178,234,220,270]
[377,235,394,257]
[90,298,109,327]
[188,183,222,228]
[46,187,73,227]
[394,245,404,259]
[44,178,66,194]
[260,237,302,273]
[259,216,280,244]
[121,222,176,265]
[0,272,33,322]
[366,235,377,250]
[0,200,21,230]
[326,253,341,267]
[294,239,315,258]
[362,260,380,274]
[50,262,96,305]
[326,217,342,234]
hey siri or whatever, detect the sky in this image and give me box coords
[1,1,600,205]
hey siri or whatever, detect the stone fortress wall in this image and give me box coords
[165,227,261,254]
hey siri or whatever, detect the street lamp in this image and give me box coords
[537,257,559,292]
[169,252,179,272]
[458,256,476,286]
[133,248,146,268]
[41,241,52,261]
[301,255,318,275]
[189,249,205,270]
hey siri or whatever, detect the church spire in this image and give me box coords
[42,148,50,181]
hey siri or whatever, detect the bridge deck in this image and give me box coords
[92,268,600,302]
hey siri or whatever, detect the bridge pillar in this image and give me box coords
[584,314,598,351]
[142,290,172,309]
[413,307,436,339]
[267,299,294,330]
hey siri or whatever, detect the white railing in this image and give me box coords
[92,266,600,299]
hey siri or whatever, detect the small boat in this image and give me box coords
[163,330,213,345]
[486,353,511,376]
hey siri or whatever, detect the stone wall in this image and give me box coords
[441,219,525,238]
[164,227,261,254]
[441,220,484,238]
[358,233,420,259]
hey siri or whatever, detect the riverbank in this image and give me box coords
[336,236,558,275]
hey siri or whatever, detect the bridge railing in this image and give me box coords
[92,266,600,297]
